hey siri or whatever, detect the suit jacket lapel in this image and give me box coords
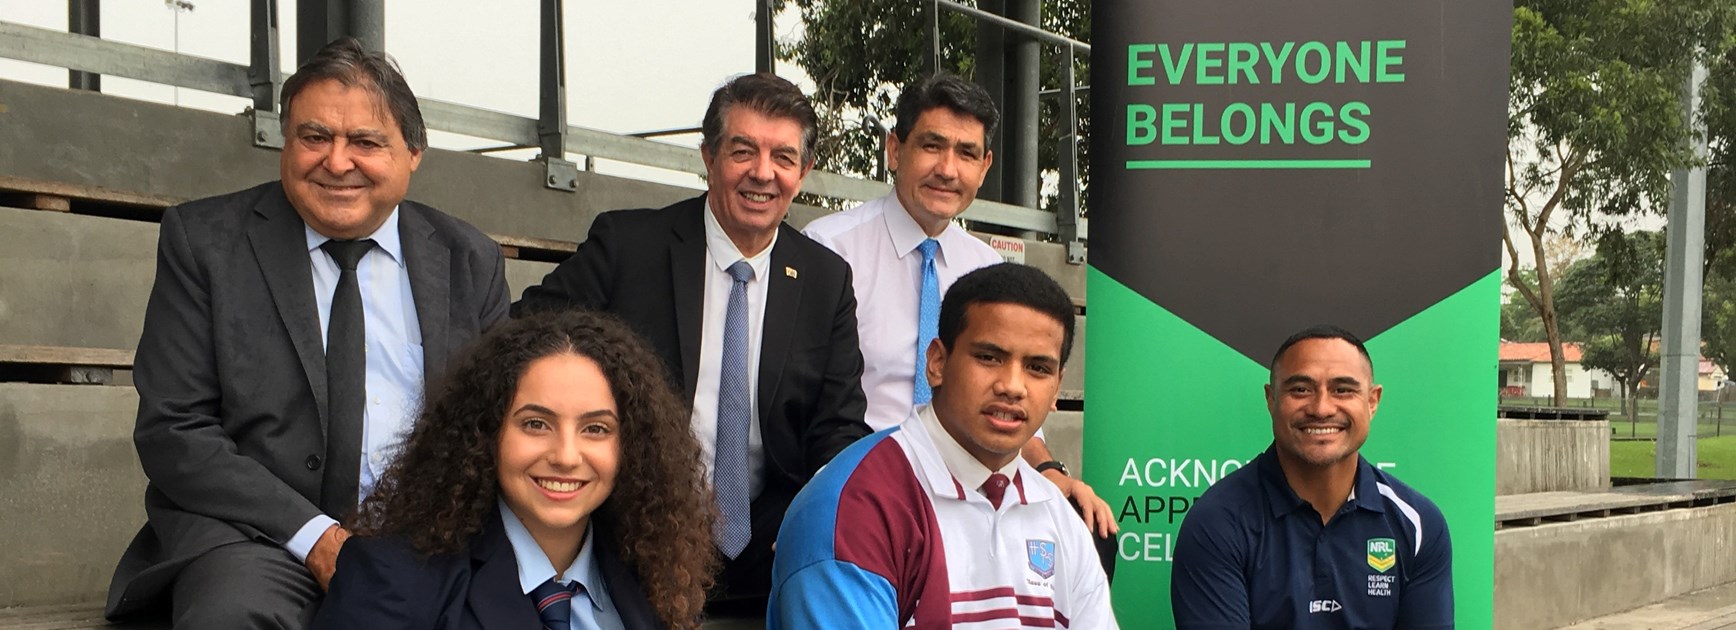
[759,225,801,415]
[669,199,707,399]
[248,188,328,430]
[399,203,451,389]
[468,513,540,630]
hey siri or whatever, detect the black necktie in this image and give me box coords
[319,238,373,521]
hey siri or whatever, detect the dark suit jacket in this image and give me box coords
[106,182,510,617]
[311,513,663,630]
[513,196,870,594]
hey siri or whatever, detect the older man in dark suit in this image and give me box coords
[513,73,871,603]
[106,38,509,627]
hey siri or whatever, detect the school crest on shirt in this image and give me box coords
[1027,540,1057,579]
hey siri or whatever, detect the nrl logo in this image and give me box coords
[1367,538,1396,573]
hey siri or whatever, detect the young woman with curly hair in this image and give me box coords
[313,310,716,629]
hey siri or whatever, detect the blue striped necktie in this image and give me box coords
[914,238,941,404]
[714,260,754,558]
[531,578,581,630]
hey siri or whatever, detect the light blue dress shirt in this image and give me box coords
[285,208,424,562]
[499,498,624,630]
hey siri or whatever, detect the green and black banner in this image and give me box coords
[1084,1,1510,626]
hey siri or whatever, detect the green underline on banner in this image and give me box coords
[1125,159,1373,170]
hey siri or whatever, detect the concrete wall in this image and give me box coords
[1044,411,1083,478]
[1495,504,1736,629]
[1496,419,1609,495]
[0,383,144,607]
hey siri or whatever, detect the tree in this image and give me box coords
[1505,0,1733,405]
[1556,231,1666,421]
[1502,301,1548,343]
[774,0,1089,212]
[1703,273,1736,377]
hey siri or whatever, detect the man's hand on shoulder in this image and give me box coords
[306,523,351,591]
[1041,469,1119,538]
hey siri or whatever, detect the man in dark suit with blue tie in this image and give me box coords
[513,73,872,605]
[105,38,510,627]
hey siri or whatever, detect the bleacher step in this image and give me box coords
[1560,579,1736,629]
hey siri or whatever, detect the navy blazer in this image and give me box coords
[312,512,664,630]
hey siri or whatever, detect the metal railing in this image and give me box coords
[0,1,1081,239]
[931,0,1091,259]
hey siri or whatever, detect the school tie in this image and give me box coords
[714,261,754,558]
[318,238,373,521]
[530,578,582,630]
[983,473,1011,509]
[913,238,941,404]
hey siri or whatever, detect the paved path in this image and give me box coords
[1564,580,1736,629]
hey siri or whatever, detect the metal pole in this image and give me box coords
[1658,58,1710,480]
[299,0,384,64]
[1003,0,1040,209]
[755,0,774,74]
[67,0,99,91]
[927,0,941,74]
[297,0,337,64]
[1055,46,1084,265]
[348,0,384,54]
[974,0,1005,203]
[248,0,284,148]
[537,0,577,191]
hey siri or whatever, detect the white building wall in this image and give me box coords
[1525,362,1595,399]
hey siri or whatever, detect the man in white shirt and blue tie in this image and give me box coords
[803,73,1116,538]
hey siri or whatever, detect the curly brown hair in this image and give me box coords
[352,310,716,628]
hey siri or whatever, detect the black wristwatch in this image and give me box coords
[1035,460,1069,477]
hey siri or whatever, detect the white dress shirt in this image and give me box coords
[287,208,424,562]
[804,194,1005,431]
[691,201,773,500]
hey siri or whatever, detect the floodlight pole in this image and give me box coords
[1657,58,1709,480]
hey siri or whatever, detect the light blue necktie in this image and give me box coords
[914,239,941,404]
[714,260,754,559]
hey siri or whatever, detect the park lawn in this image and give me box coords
[1610,435,1736,480]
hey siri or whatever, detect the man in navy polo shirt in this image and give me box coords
[1170,325,1452,629]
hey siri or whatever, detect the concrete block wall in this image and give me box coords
[1496,419,1610,495]
[0,384,144,607]
[1494,503,1736,629]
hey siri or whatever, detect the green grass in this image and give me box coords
[1501,396,1736,479]
[1610,435,1736,480]
[1502,396,1736,438]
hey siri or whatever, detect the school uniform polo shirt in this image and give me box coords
[769,405,1117,629]
[1170,445,1452,629]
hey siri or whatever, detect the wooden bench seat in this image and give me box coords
[0,345,133,385]
[0,175,580,263]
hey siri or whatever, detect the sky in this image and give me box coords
[0,0,811,189]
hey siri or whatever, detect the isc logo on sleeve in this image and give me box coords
[1309,599,1343,613]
